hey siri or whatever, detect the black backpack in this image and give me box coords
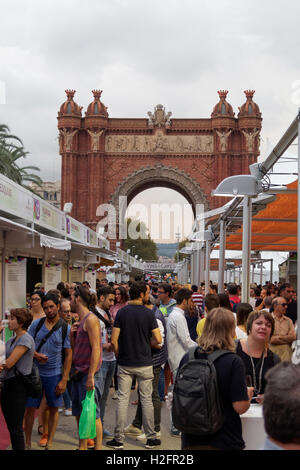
[172,346,232,436]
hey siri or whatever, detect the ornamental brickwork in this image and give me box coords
[58,89,262,246]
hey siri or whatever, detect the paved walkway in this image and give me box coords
[2,388,182,451]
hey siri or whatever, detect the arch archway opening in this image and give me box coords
[125,185,194,244]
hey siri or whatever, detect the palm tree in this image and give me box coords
[0,124,42,189]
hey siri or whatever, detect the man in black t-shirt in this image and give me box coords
[106,281,162,450]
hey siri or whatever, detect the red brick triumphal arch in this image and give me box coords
[58,89,262,248]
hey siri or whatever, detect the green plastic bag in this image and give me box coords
[78,389,96,439]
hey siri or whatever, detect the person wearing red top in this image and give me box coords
[227,284,241,313]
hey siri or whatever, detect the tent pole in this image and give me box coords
[205,240,210,295]
[218,219,226,293]
[1,231,7,320]
[297,108,300,341]
[241,196,252,303]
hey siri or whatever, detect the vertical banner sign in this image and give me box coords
[45,264,62,292]
[85,270,96,291]
[70,267,83,283]
[5,258,27,312]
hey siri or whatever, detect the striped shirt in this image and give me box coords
[73,312,102,374]
[192,292,204,310]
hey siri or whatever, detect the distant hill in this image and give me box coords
[156,243,177,258]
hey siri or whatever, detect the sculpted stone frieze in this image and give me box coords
[105,133,213,154]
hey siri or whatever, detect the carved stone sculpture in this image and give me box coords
[87,129,104,152]
[242,128,260,152]
[216,130,232,152]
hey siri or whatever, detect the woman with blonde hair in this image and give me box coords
[180,307,253,450]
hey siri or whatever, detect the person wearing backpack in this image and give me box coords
[24,292,72,450]
[95,286,116,439]
[167,288,198,436]
[174,307,253,450]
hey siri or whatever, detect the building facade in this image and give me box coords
[30,180,61,209]
[58,89,262,248]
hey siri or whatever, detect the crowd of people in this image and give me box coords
[0,277,299,451]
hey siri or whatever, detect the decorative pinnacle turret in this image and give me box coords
[65,89,76,100]
[217,90,229,99]
[92,90,103,100]
[244,90,255,99]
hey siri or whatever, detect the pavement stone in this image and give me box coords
[24,388,181,451]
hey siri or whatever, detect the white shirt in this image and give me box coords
[167,306,197,375]
[96,306,115,362]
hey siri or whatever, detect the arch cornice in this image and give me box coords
[109,164,209,219]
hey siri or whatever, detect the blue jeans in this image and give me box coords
[26,374,63,408]
[98,360,116,425]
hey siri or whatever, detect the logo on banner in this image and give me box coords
[33,199,40,220]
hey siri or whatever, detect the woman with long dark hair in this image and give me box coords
[109,286,129,399]
[110,286,129,321]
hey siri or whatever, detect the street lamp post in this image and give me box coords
[175,230,180,263]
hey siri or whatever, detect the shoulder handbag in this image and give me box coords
[15,362,43,398]
[11,336,43,398]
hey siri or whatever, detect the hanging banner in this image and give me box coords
[70,267,83,283]
[0,173,33,222]
[33,197,66,236]
[4,258,27,312]
[66,216,85,243]
[44,263,62,292]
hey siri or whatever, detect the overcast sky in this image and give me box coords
[1,0,299,250]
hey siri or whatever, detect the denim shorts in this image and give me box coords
[26,374,63,408]
[71,369,101,419]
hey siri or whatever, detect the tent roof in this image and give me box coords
[222,180,297,251]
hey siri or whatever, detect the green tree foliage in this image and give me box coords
[0,124,42,189]
[124,218,158,261]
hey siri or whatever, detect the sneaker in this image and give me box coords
[106,439,124,450]
[87,439,95,449]
[58,408,63,413]
[112,391,118,400]
[136,431,161,441]
[124,424,142,435]
[103,429,113,438]
[170,427,181,436]
[145,438,161,449]
[64,409,72,416]
[39,433,48,447]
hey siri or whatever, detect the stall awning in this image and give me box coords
[40,234,71,251]
[223,180,297,251]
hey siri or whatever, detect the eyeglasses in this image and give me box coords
[279,303,288,307]
[31,297,41,302]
